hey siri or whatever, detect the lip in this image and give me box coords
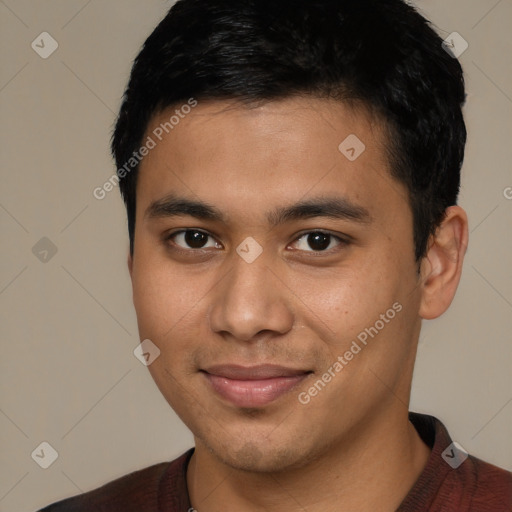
[202,364,312,408]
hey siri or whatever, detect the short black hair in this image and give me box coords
[111,0,466,261]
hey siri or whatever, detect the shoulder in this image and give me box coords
[464,455,512,511]
[38,462,169,512]
[37,450,193,512]
[402,413,512,511]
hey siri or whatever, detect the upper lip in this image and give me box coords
[202,364,311,380]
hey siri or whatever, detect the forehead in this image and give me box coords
[136,96,409,227]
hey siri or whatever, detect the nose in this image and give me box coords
[208,253,294,343]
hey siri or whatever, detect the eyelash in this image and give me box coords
[163,229,349,255]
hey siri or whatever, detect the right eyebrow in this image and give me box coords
[145,194,226,223]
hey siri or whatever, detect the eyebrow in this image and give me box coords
[145,194,371,226]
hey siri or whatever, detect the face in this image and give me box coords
[129,97,424,472]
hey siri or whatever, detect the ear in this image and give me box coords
[418,206,468,320]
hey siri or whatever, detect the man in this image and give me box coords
[40,0,512,510]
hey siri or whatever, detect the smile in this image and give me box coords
[201,364,312,408]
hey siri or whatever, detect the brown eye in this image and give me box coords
[307,232,331,251]
[291,231,347,253]
[168,230,221,250]
[184,230,209,248]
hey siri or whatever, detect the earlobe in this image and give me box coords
[418,206,468,320]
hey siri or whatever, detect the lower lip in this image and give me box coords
[203,372,309,408]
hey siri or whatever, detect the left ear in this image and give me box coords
[418,206,469,320]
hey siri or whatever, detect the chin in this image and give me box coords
[198,430,318,474]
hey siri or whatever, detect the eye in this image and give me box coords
[167,229,222,250]
[291,231,345,253]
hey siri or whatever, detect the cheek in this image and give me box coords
[132,261,202,396]
[131,254,200,340]
[293,257,402,341]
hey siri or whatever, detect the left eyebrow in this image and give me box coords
[266,197,372,227]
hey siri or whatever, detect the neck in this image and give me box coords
[187,408,431,512]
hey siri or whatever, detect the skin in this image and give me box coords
[128,96,468,511]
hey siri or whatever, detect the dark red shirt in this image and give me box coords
[39,413,512,511]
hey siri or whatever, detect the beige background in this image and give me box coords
[0,1,511,510]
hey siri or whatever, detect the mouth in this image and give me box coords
[201,364,313,408]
